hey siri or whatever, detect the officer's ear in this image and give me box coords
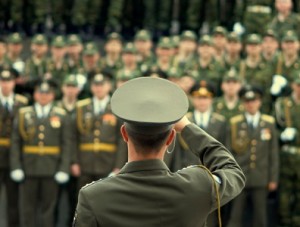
[165,129,176,146]
[120,124,128,143]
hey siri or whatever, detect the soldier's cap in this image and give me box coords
[91,72,112,84]
[7,33,22,44]
[134,30,152,41]
[51,35,66,48]
[111,77,189,135]
[190,80,215,98]
[32,34,48,45]
[239,84,263,101]
[67,34,82,45]
[223,68,241,82]
[107,32,122,42]
[246,34,262,44]
[123,42,137,54]
[172,35,180,47]
[83,42,98,55]
[0,67,19,81]
[34,79,57,93]
[143,67,168,79]
[227,32,241,42]
[157,37,172,49]
[212,26,228,37]
[198,35,213,46]
[116,70,139,81]
[167,67,181,79]
[63,75,78,86]
[180,30,197,41]
[282,30,298,42]
[263,29,278,40]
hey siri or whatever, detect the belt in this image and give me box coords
[23,146,60,155]
[282,145,300,155]
[247,5,271,14]
[0,138,10,147]
[80,143,116,153]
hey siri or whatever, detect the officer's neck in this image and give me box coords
[127,142,165,162]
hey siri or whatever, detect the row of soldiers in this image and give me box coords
[1,0,300,37]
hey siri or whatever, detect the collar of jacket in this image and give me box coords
[119,159,169,174]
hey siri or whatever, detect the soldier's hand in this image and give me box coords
[280,127,297,142]
[54,171,69,184]
[71,164,81,177]
[268,182,277,191]
[10,169,25,182]
[270,75,287,96]
[174,116,191,133]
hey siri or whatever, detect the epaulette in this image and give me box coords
[230,114,244,124]
[82,180,97,189]
[261,114,275,124]
[76,98,92,108]
[53,106,66,115]
[212,112,225,122]
[15,94,28,105]
[19,106,33,114]
[186,112,193,121]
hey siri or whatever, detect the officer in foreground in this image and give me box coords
[73,77,245,227]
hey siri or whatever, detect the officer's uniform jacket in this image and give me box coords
[74,124,246,227]
[213,97,244,122]
[10,104,72,176]
[75,98,127,176]
[229,113,279,188]
[0,94,28,168]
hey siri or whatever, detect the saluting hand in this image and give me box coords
[174,116,191,133]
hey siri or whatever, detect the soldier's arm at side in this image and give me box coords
[269,122,279,190]
[10,112,23,170]
[73,190,98,227]
[59,114,72,173]
[175,117,246,206]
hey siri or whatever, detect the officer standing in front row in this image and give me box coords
[227,85,279,227]
[0,68,28,227]
[73,77,245,227]
[10,79,73,227]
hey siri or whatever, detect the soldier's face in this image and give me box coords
[246,44,262,56]
[179,40,196,53]
[8,43,23,55]
[51,47,66,59]
[276,0,292,13]
[213,35,227,49]
[243,99,261,115]
[62,85,80,99]
[281,41,299,54]
[0,43,6,56]
[262,37,278,53]
[91,82,111,100]
[31,44,48,56]
[34,92,55,106]
[156,48,172,58]
[192,96,213,113]
[105,40,122,54]
[134,40,152,53]
[122,53,137,65]
[198,45,214,58]
[67,44,83,56]
[292,83,300,97]
[226,42,242,54]
[83,54,99,67]
[221,81,241,97]
[0,80,15,96]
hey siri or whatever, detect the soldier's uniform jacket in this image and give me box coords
[73,124,245,227]
[45,58,70,87]
[276,54,300,84]
[0,94,28,168]
[213,97,244,121]
[229,114,279,188]
[24,56,48,81]
[10,104,72,176]
[275,96,300,145]
[75,98,127,175]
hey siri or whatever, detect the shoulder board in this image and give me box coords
[53,106,66,115]
[82,178,105,189]
[76,98,92,108]
[230,114,244,124]
[261,114,275,124]
[15,94,28,105]
[212,112,225,122]
[19,106,34,114]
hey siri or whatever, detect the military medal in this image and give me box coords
[50,116,61,128]
[260,128,271,140]
[103,114,116,126]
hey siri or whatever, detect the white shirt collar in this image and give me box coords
[0,91,14,107]
[194,109,211,128]
[34,102,53,117]
[245,111,260,128]
[93,96,110,115]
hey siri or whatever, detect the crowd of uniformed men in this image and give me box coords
[1,0,300,227]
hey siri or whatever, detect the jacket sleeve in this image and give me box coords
[73,190,98,227]
[59,115,72,173]
[269,123,279,184]
[10,112,23,170]
[181,123,246,208]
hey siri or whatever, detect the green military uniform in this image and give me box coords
[227,86,279,227]
[75,74,127,189]
[223,32,242,71]
[24,34,48,82]
[66,34,84,74]
[10,80,72,227]
[275,75,300,226]
[73,77,245,227]
[234,0,273,35]
[0,69,28,227]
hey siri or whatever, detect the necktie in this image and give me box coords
[41,107,45,118]
[4,101,10,112]
[199,114,205,129]
[248,118,254,131]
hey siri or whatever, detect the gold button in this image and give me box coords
[95,121,100,127]
[94,138,99,143]
[250,154,256,161]
[94,130,101,136]
[251,140,257,146]
[250,163,256,169]
[39,125,45,131]
[38,141,44,146]
[38,133,44,139]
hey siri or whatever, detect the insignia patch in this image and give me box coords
[261,128,271,140]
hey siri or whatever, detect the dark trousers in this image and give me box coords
[227,187,268,227]
[20,177,58,227]
[0,168,20,227]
